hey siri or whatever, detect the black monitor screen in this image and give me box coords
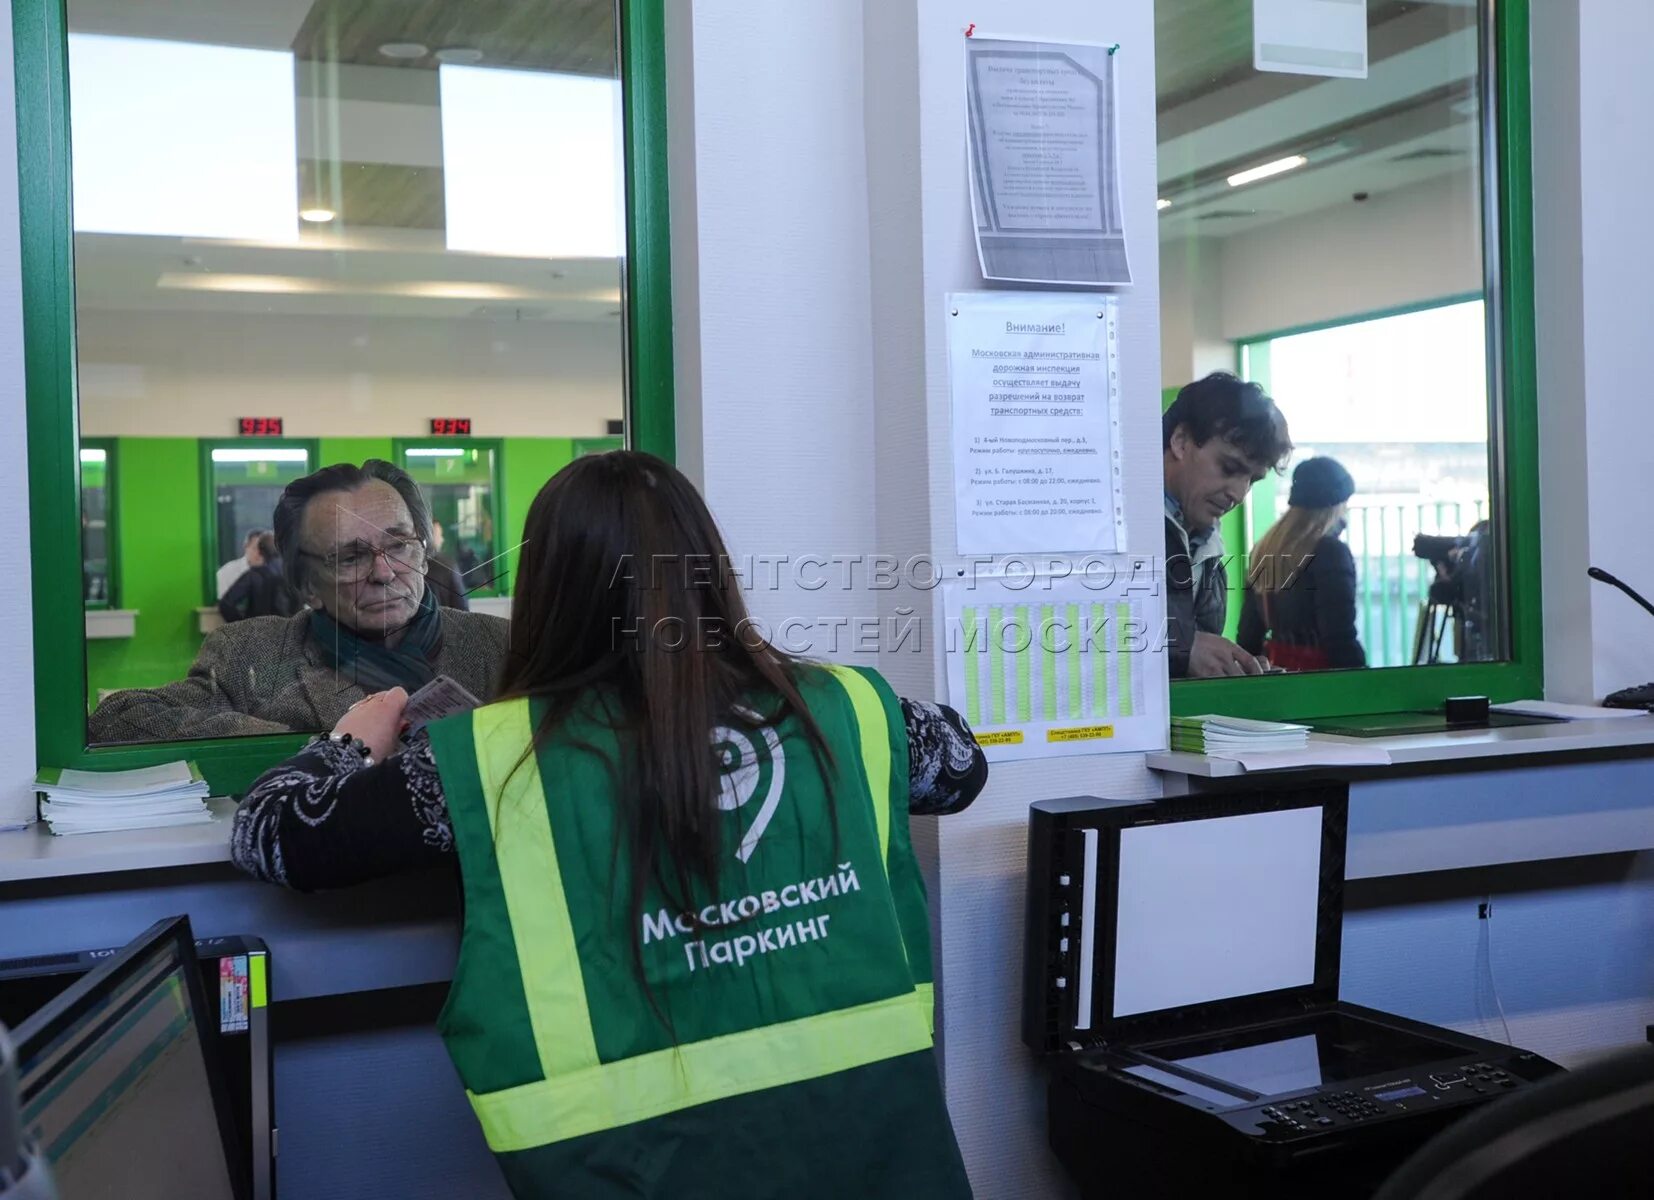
[17,935,238,1199]
[1141,1013,1462,1097]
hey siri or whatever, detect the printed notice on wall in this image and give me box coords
[1253,0,1368,80]
[941,566,1168,762]
[948,292,1126,556]
[964,34,1130,286]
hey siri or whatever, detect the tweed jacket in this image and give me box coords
[87,608,509,744]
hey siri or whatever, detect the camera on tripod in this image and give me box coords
[1411,522,1493,663]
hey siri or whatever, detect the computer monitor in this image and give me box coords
[0,934,272,1199]
[10,916,247,1200]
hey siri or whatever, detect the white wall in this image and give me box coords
[669,0,880,648]
[1574,1,1654,698]
[1159,171,1483,384]
[77,309,622,437]
[0,7,34,825]
[1218,170,1482,340]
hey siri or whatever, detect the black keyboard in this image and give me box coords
[1604,682,1654,710]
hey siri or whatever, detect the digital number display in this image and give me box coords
[238,417,284,437]
[430,418,473,436]
[1374,1085,1426,1102]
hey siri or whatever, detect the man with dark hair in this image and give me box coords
[1163,372,1293,678]
[215,527,267,600]
[90,460,508,743]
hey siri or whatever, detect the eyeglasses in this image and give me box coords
[304,536,427,583]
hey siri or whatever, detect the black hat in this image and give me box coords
[1288,457,1355,509]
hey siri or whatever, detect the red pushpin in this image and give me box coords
[965,22,976,37]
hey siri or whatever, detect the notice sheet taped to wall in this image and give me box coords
[948,292,1126,556]
[964,34,1130,286]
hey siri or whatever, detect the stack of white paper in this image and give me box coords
[1171,714,1311,755]
[36,761,213,835]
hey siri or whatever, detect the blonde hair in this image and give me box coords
[1247,504,1347,596]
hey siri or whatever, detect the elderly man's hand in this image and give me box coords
[1188,631,1267,678]
[332,687,409,762]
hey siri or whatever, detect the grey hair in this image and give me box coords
[272,459,431,595]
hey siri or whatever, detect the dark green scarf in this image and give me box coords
[310,585,445,693]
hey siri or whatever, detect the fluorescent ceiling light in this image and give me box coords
[1226,155,1308,188]
[79,449,107,465]
[155,273,549,302]
[68,34,298,242]
[156,273,329,295]
[404,448,467,458]
[1156,198,1172,211]
[299,208,337,223]
[212,448,309,464]
[440,65,624,259]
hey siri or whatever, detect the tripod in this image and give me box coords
[1412,601,1457,665]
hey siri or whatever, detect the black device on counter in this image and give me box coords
[1023,788,1563,1199]
[0,931,272,1200]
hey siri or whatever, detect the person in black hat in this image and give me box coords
[1238,456,1367,671]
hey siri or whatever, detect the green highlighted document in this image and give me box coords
[942,571,1167,761]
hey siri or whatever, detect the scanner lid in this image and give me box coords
[1025,785,1348,1053]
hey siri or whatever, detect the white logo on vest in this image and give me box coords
[712,724,786,863]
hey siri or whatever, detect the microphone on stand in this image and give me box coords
[1587,566,1654,620]
[1588,567,1654,710]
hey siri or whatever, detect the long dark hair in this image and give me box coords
[499,451,835,979]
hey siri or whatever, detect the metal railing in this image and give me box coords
[1344,499,1489,668]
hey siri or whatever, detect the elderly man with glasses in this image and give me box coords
[89,460,509,744]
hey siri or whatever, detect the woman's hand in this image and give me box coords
[332,687,409,762]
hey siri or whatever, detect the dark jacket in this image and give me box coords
[217,561,301,623]
[424,555,469,611]
[1165,513,1229,678]
[1238,533,1366,669]
[88,607,509,743]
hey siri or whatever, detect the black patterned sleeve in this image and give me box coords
[903,700,988,816]
[230,729,455,892]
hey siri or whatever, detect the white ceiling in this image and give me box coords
[1156,2,1481,242]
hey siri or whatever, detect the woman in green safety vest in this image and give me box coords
[231,450,988,1198]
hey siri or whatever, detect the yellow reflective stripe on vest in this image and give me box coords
[820,664,892,862]
[468,988,933,1153]
[473,701,599,1079]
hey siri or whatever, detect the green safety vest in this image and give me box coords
[427,663,972,1199]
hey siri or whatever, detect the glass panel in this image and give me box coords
[1156,0,1501,680]
[397,444,503,599]
[71,1,629,746]
[79,445,112,608]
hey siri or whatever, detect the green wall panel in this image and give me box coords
[85,438,203,710]
[503,438,575,598]
[319,437,395,469]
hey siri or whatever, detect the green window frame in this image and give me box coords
[1172,0,1540,722]
[78,435,116,610]
[392,437,507,598]
[17,0,676,790]
[198,437,320,606]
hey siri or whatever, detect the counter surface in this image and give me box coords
[0,797,237,882]
[1148,715,1654,778]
